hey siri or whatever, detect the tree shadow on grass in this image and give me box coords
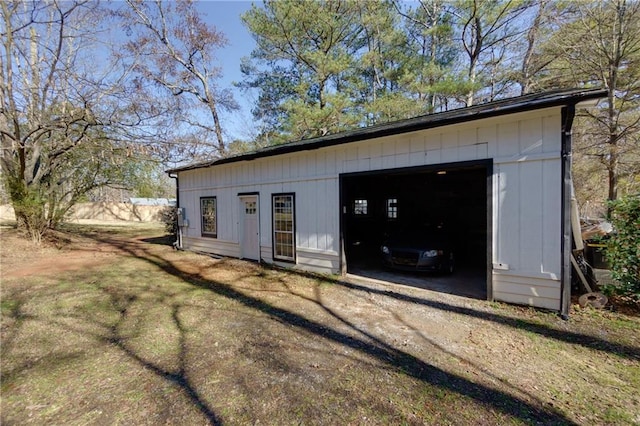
[1,269,224,425]
[140,235,175,246]
[332,278,640,362]
[99,280,223,424]
[97,236,577,425]
[102,303,222,425]
[266,265,640,362]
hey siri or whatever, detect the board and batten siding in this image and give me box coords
[178,107,564,310]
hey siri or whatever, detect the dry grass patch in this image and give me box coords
[1,224,639,425]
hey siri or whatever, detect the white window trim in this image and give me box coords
[272,193,295,262]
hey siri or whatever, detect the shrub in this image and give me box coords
[604,194,640,301]
[5,176,49,244]
[161,206,178,236]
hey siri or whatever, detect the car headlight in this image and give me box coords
[422,249,439,258]
[381,246,390,254]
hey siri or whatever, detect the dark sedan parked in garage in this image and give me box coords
[381,226,455,274]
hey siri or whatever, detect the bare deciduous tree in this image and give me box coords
[0,1,165,242]
[121,0,236,156]
[542,0,640,209]
[451,0,532,106]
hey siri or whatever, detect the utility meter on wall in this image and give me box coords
[176,207,188,227]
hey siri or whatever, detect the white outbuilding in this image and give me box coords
[168,88,605,316]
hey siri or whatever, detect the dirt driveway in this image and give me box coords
[1,224,639,425]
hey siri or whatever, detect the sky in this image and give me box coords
[194,1,258,142]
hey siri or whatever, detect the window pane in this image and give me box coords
[273,194,295,260]
[354,199,368,215]
[201,197,217,236]
[245,201,256,215]
[387,198,398,219]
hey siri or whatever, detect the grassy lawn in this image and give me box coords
[1,223,639,425]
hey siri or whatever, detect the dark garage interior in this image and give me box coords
[341,161,490,299]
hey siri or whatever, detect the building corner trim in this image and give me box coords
[560,105,576,319]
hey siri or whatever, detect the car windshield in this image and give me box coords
[388,225,448,248]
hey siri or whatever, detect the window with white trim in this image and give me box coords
[272,194,295,261]
[200,197,217,237]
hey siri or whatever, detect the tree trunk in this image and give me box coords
[608,153,618,203]
[208,94,225,153]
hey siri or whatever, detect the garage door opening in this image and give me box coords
[340,161,491,300]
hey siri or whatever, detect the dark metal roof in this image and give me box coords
[167,88,606,174]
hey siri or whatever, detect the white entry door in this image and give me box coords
[240,195,260,260]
